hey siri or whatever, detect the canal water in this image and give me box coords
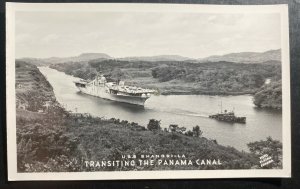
[39,67,282,151]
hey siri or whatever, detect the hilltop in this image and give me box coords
[197,49,281,64]
[18,53,112,65]
[118,55,194,62]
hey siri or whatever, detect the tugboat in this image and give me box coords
[209,103,246,124]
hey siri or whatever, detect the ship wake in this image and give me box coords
[146,106,209,118]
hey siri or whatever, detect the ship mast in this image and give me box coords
[219,101,223,113]
[221,101,222,113]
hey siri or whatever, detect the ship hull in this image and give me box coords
[209,115,246,124]
[76,86,148,106]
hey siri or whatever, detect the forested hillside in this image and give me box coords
[253,80,282,109]
[197,49,281,64]
[50,59,281,96]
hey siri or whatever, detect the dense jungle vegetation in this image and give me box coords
[50,59,282,108]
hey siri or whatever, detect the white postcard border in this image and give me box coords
[6,3,291,180]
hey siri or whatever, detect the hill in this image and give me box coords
[197,49,281,64]
[118,55,194,62]
[17,53,112,65]
[44,53,112,63]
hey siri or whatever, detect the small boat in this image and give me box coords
[209,102,246,124]
[209,110,246,124]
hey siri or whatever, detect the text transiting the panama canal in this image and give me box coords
[84,154,222,168]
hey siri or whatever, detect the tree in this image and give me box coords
[253,74,264,87]
[253,81,282,109]
[192,125,203,137]
[178,127,186,133]
[169,124,186,134]
[247,137,282,168]
[147,119,161,131]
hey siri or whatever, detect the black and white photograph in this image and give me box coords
[6,3,291,180]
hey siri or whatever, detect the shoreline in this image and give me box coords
[161,90,254,96]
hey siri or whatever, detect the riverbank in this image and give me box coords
[16,61,266,172]
[124,76,255,96]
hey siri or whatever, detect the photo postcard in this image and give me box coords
[6,3,291,180]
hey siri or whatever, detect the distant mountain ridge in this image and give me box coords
[197,49,281,64]
[17,49,281,65]
[118,55,194,62]
[18,53,112,65]
[45,53,112,63]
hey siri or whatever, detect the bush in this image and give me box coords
[17,121,79,172]
[185,130,193,137]
[169,124,178,132]
[147,119,161,131]
[247,136,282,168]
[169,124,186,134]
[192,125,203,137]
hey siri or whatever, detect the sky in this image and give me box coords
[15,11,281,59]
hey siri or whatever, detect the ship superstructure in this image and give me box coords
[74,75,157,106]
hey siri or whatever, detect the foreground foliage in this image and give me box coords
[247,137,282,169]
